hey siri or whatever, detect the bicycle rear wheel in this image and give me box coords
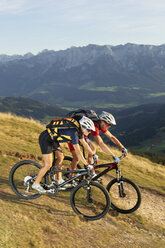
[9,160,47,199]
[70,181,110,221]
[106,177,141,214]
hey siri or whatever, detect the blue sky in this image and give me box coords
[0,0,165,55]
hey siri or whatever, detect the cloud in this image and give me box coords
[1,0,165,19]
[1,0,165,52]
[0,0,87,14]
[0,0,28,14]
[0,0,51,14]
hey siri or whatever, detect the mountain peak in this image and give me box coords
[0,43,165,109]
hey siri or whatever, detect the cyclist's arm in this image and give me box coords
[79,138,94,156]
[93,135,115,157]
[104,130,124,149]
[72,144,88,165]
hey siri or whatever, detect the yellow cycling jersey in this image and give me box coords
[46,118,80,142]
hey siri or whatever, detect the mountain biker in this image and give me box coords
[67,111,127,171]
[32,116,96,193]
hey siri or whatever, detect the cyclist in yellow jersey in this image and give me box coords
[32,116,96,193]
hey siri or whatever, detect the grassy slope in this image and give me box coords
[0,112,165,248]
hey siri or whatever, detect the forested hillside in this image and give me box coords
[0,96,68,122]
[110,103,165,160]
[0,113,164,248]
[1,97,165,163]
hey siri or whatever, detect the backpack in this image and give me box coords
[66,109,99,122]
[46,117,80,141]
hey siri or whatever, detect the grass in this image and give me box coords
[0,112,43,156]
[80,86,117,92]
[148,92,165,97]
[62,101,135,109]
[0,112,165,248]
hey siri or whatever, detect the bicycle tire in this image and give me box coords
[70,181,110,221]
[9,160,47,199]
[106,177,141,214]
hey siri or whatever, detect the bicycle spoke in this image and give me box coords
[107,178,141,213]
[9,161,45,199]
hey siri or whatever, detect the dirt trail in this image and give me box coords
[102,174,165,228]
[137,187,165,227]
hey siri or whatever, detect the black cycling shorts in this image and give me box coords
[39,130,61,154]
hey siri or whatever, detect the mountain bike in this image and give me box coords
[9,153,110,221]
[92,154,141,214]
[61,152,141,214]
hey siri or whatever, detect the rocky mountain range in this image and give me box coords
[0,43,165,108]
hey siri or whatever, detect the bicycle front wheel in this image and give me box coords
[106,177,141,214]
[70,181,110,221]
[9,160,47,199]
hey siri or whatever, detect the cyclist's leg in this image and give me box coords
[69,150,80,178]
[87,140,96,164]
[68,142,80,178]
[55,148,64,180]
[34,154,52,184]
[33,130,53,185]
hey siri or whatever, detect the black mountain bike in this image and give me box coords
[61,152,141,214]
[92,154,141,214]
[9,153,110,221]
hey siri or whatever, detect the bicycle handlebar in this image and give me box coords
[119,153,126,160]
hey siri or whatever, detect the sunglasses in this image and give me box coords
[86,129,91,132]
[104,122,112,127]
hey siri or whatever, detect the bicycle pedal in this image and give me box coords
[46,187,58,195]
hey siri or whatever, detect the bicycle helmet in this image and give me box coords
[79,116,95,131]
[99,111,116,125]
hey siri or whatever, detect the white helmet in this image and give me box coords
[79,116,95,131]
[99,111,116,125]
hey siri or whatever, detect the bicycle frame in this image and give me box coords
[49,156,123,189]
[47,153,92,188]
[49,149,125,188]
[92,162,121,181]
[51,167,88,188]
[81,143,125,182]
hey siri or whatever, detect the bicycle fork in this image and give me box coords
[85,179,93,204]
[116,169,126,198]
